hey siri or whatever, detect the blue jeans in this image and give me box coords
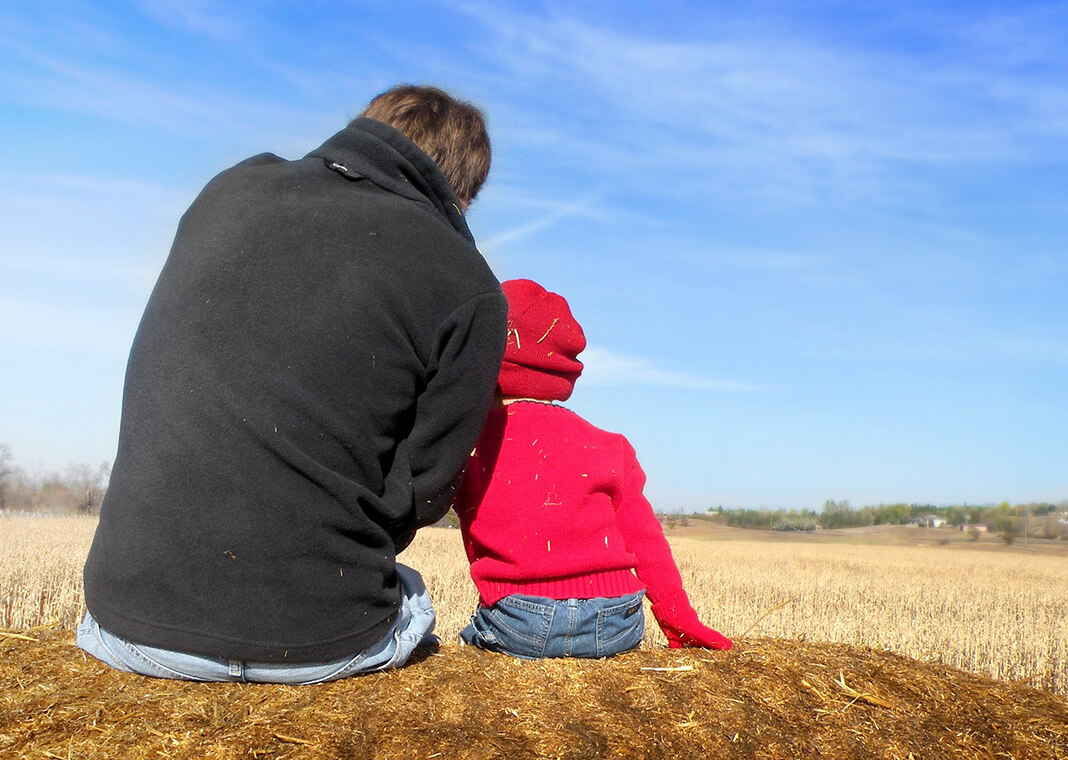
[77,564,437,683]
[460,591,645,659]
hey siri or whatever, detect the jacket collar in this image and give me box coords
[306,117,474,244]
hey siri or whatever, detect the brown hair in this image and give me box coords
[361,84,491,207]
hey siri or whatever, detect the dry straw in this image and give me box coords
[2,625,1067,759]
[3,517,1068,694]
[3,515,1068,757]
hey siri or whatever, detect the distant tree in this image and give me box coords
[0,443,13,509]
[773,514,818,532]
[993,501,1016,539]
[433,508,460,529]
[725,509,776,530]
[66,461,111,514]
[1038,515,1066,541]
[821,499,854,529]
[875,503,912,525]
[948,506,970,527]
[0,456,114,513]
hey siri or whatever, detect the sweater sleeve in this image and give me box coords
[613,440,732,650]
[406,290,507,531]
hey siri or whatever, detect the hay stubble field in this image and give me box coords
[2,514,1065,695]
[3,514,1068,759]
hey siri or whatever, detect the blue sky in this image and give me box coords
[2,1,1066,510]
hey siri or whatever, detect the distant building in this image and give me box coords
[908,515,946,528]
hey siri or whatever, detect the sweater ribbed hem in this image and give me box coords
[477,569,644,607]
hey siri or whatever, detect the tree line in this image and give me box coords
[3,440,1064,537]
[667,498,1068,540]
[0,443,110,515]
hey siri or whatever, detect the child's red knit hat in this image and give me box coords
[498,279,586,401]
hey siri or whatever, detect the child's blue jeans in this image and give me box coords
[76,564,437,683]
[460,590,645,659]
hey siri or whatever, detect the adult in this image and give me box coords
[80,85,507,683]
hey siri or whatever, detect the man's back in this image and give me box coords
[84,118,505,662]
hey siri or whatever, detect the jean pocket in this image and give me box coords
[595,592,646,657]
[77,613,218,680]
[481,596,555,658]
[112,638,223,681]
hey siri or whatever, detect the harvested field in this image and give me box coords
[4,516,1066,695]
[3,515,1067,757]
[3,624,1067,759]
[0,515,95,630]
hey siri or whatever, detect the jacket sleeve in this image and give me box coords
[405,289,507,532]
[613,440,732,650]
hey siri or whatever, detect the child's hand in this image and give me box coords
[651,595,733,650]
[663,623,733,650]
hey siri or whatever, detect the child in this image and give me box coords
[453,279,732,659]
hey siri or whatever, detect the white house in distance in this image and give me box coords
[908,514,946,528]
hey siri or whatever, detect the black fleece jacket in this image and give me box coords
[83,118,506,662]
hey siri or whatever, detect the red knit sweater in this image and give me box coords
[454,402,731,649]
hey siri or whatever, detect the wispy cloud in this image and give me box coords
[0,172,185,285]
[132,0,246,41]
[0,254,161,290]
[0,294,137,355]
[5,54,327,150]
[580,345,769,392]
[0,10,337,152]
[478,192,608,251]
[0,172,188,208]
[709,250,829,274]
[457,2,1068,206]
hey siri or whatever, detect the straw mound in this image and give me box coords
[2,626,1066,760]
